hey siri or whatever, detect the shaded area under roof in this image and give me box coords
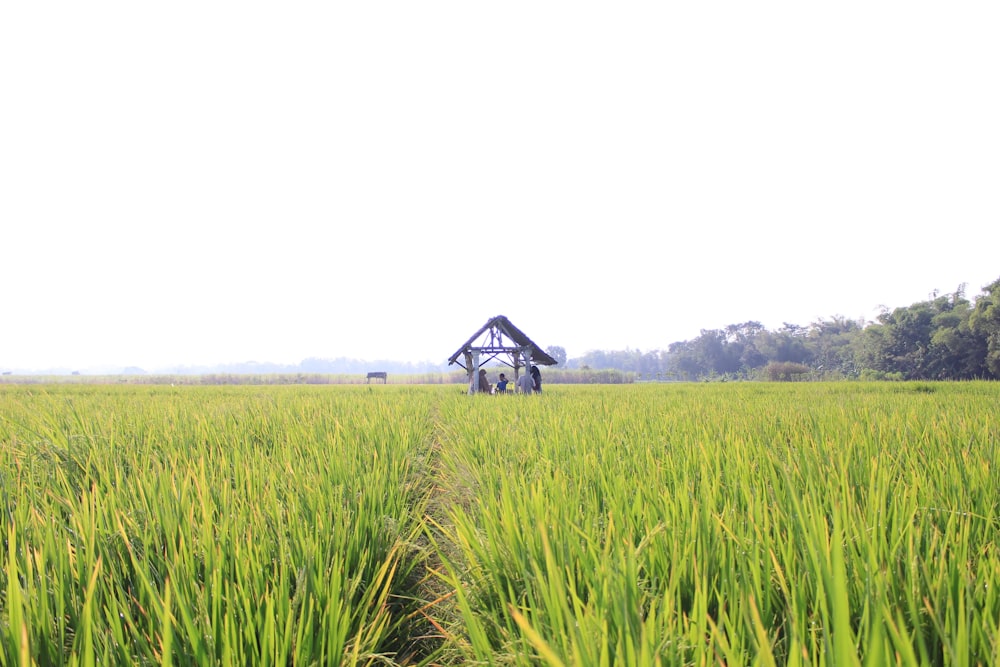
[448,315,558,370]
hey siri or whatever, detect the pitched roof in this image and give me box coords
[448,315,558,367]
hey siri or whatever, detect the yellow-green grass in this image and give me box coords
[3,382,999,665]
[431,383,999,665]
[1,385,436,665]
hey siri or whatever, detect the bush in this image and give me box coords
[764,361,812,381]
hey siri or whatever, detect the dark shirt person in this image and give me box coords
[530,366,541,393]
[478,369,492,393]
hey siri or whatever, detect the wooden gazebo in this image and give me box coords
[448,315,558,393]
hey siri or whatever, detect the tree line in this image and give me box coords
[43,276,993,381]
[557,277,1000,381]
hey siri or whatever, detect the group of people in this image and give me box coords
[477,366,541,394]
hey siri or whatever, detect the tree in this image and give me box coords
[806,316,864,376]
[566,276,1000,381]
[859,286,980,379]
[726,321,768,370]
[757,323,810,365]
[969,278,1000,378]
[547,345,568,366]
[667,329,741,377]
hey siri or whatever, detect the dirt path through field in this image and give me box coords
[388,393,469,664]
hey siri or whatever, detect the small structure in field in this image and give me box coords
[366,371,387,384]
[448,315,557,394]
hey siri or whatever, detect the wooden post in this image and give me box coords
[469,350,480,395]
[514,346,527,380]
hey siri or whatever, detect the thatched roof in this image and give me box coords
[448,315,558,368]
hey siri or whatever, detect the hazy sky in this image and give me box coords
[2,3,998,371]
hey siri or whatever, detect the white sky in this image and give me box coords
[2,2,998,371]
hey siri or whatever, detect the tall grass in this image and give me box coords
[4,382,998,665]
[1,385,435,665]
[430,383,1000,665]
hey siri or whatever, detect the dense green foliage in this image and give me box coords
[3,383,999,665]
[621,278,1000,380]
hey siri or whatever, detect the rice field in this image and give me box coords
[1,382,998,665]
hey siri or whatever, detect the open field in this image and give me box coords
[0,368,635,386]
[2,383,998,665]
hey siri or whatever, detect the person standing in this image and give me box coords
[477,369,492,393]
[516,371,534,394]
[495,373,510,393]
[530,366,542,393]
